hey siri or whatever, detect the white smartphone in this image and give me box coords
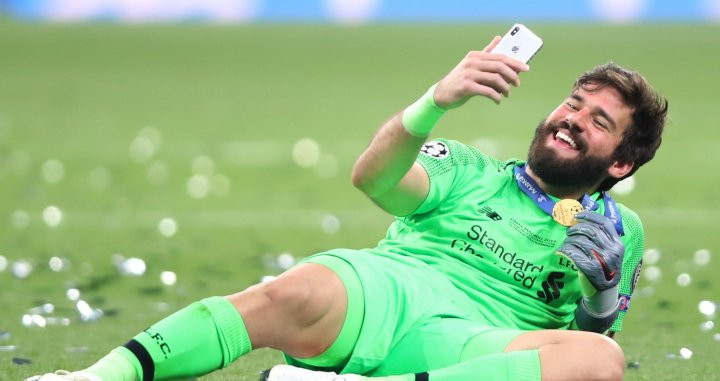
[490,24,543,64]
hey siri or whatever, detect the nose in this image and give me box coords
[564,108,591,131]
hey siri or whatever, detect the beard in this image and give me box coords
[526,119,615,191]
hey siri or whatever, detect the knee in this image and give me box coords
[257,275,316,319]
[593,335,625,381]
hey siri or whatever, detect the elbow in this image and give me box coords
[351,166,372,194]
[351,165,384,198]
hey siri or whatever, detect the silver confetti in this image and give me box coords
[66,346,89,353]
[699,321,714,332]
[76,300,103,322]
[27,303,54,315]
[46,317,71,326]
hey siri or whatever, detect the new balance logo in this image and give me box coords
[478,206,502,221]
[537,272,565,304]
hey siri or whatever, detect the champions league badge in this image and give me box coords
[552,199,583,227]
[420,141,449,159]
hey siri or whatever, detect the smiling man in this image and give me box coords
[35,37,667,381]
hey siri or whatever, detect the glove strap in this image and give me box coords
[574,297,621,333]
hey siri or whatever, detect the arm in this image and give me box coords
[352,37,529,216]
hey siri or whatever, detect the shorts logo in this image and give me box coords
[420,141,450,159]
[478,206,502,221]
[537,271,565,304]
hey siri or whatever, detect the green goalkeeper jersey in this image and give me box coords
[364,139,644,332]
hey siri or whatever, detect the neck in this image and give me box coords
[524,164,597,200]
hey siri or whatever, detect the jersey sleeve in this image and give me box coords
[610,205,645,332]
[412,139,494,215]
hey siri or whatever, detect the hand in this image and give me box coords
[557,211,625,291]
[433,36,530,109]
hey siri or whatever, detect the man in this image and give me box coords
[35,35,667,381]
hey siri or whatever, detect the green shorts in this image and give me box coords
[291,249,527,375]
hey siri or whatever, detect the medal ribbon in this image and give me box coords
[513,165,624,236]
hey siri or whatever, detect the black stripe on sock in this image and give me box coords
[124,339,155,381]
[415,372,429,381]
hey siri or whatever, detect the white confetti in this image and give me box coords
[41,159,65,184]
[42,206,63,227]
[160,271,177,286]
[643,248,661,265]
[698,300,716,316]
[292,138,320,168]
[187,174,210,199]
[676,273,691,287]
[643,266,661,282]
[158,218,177,237]
[11,210,30,229]
[693,249,711,266]
[679,347,693,360]
[321,214,341,234]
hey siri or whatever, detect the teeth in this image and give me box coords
[556,131,577,149]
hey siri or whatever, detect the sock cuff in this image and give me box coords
[509,349,542,381]
[200,296,252,367]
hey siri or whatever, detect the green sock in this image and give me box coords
[422,349,541,381]
[84,296,252,381]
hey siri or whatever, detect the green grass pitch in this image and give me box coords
[0,21,719,380]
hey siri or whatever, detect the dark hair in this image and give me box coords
[573,62,668,191]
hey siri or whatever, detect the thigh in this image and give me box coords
[370,318,494,376]
[300,250,478,375]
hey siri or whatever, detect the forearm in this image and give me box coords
[351,112,428,198]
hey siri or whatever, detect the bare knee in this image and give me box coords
[227,264,347,355]
[255,274,320,326]
[508,330,625,381]
[592,335,625,381]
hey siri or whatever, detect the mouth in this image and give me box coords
[551,129,581,151]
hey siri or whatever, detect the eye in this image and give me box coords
[593,118,607,129]
[566,102,578,111]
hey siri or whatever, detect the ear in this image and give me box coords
[608,160,634,179]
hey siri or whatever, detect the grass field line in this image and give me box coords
[43,206,714,229]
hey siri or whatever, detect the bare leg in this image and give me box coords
[227,263,349,358]
[505,330,625,381]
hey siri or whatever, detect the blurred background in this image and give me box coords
[0,1,719,380]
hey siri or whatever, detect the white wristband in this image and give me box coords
[401,84,446,137]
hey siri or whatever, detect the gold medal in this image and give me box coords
[552,199,584,227]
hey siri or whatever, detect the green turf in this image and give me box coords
[0,21,718,380]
